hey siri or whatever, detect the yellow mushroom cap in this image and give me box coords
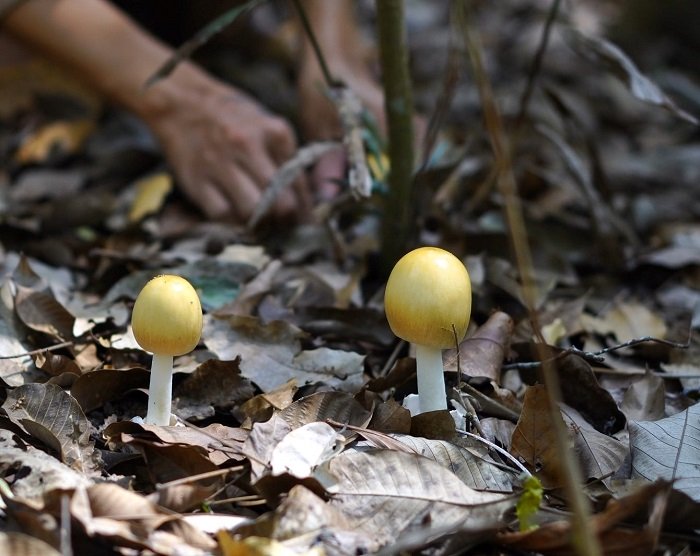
[385,247,472,349]
[132,274,203,356]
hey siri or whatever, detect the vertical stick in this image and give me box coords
[376,0,416,275]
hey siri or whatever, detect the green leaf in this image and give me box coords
[516,474,543,532]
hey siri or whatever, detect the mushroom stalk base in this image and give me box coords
[145,353,174,425]
[414,344,447,413]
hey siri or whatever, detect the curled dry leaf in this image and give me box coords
[443,310,514,383]
[14,287,76,340]
[0,433,92,501]
[103,421,221,485]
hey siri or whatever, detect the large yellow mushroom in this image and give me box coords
[131,275,202,425]
[384,247,472,414]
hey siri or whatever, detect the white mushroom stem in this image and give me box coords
[414,344,447,413]
[145,353,174,425]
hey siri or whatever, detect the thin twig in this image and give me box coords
[515,0,562,129]
[144,0,265,88]
[503,334,691,371]
[455,428,530,477]
[457,4,601,555]
[0,340,74,360]
[156,466,244,490]
[290,0,339,88]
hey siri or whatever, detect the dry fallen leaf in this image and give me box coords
[510,384,568,488]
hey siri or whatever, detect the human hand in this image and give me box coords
[298,61,386,200]
[146,79,311,222]
[298,59,427,200]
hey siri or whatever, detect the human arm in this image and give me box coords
[3,0,310,221]
[296,0,424,197]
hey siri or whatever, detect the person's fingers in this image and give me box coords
[216,164,262,223]
[239,144,299,220]
[197,182,233,219]
[312,149,345,200]
[264,116,297,164]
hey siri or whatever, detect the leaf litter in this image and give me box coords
[1,1,700,555]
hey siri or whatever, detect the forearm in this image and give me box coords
[299,0,367,70]
[3,0,218,123]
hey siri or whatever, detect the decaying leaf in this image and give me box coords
[2,382,101,475]
[328,448,514,549]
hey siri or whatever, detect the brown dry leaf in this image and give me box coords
[128,172,173,222]
[70,367,150,413]
[246,484,367,553]
[14,286,76,340]
[0,532,61,556]
[0,432,92,501]
[277,391,372,430]
[2,382,101,475]
[15,119,95,164]
[243,392,371,481]
[174,358,256,421]
[582,300,667,343]
[105,419,246,467]
[242,413,293,480]
[444,310,513,383]
[75,483,217,554]
[510,384,568,488]
[621,371,665,421]
[327,448,514,550]
[555,354,627,434]
[387,434,514,492]
[237,378,298,426]
[205,314,366,392]
[367,398,412,433]
[33,352,81,377]
[561,405,627,484]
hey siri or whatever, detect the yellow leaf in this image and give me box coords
[217,533,324,556]
[128,172,173,222]
[15,119,94,164]
[367,151,389,182]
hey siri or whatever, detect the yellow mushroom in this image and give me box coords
[132,274,202,425]
[384,247,471,413]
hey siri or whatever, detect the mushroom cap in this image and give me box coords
[385,247,471,349]
[132,274,202,356]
